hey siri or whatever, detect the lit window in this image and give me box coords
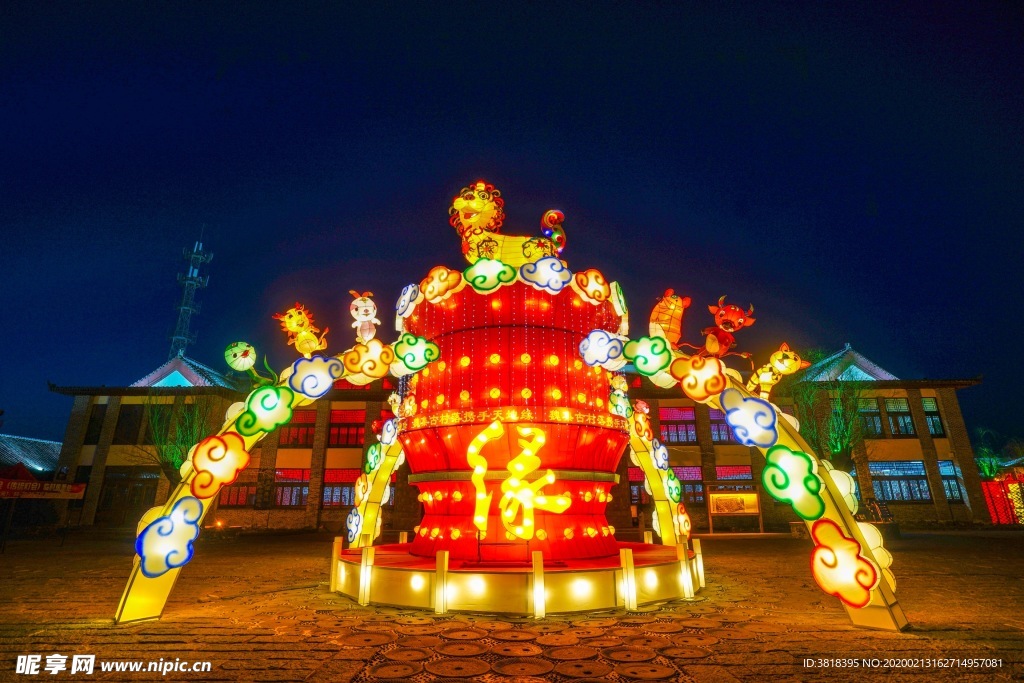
[709,409,735,444]
[219,481,257,507]
[938,460,963,502]
[868,461,929,501]
[328,410,366,447]
[274,469,310,507]
[716,465,752,481]
[279,410,317,447]
[322,469,359,507]
[922,398,945,437]
[674,466,705,505]
[858,399,883,437]
[659,407,697,444]
[884,398,916,437]
[627,466,705,506]
[322,469,396,507]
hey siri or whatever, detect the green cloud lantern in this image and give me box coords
[393,333,440,374]
[236,385,295,437]
[623,336,672,377]
[464,258,517,293]
[762,445,825,520]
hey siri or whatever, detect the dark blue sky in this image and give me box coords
[2,3,1021,442]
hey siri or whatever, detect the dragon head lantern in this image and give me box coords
[449,181,505,238]
[273,302,328,358]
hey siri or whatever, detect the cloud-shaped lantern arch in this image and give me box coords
[519,257,572,295]
[189,432,251,500]
[289,355,344,399]
[136,497,204,578]
[720,388,778,448]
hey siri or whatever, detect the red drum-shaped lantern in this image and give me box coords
[401,279,628,561]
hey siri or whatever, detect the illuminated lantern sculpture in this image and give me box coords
[449,180,564,268]
[681,295,754,367]
[272,302,328,358]
[401,250,627,561]
[224,341,256,371]
[224,342,277,387]
[648,288,691,349]
[348,290,380,343]
[746,342,811,399]
[115,178,908,632]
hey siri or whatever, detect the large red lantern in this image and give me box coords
[401,280,629,561]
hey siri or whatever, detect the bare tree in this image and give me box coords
[128,395,218,485]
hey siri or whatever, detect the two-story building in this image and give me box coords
[48,345,989,534]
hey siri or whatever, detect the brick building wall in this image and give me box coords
[52,371,989,534]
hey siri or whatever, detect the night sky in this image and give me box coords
[2,3,1022,444]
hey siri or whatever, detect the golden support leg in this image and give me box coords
[676,544,696,598]
[692,539,706,589]
[619,548,637,611]
[531,550,546,619]
[357,547,374,606]
[329,537,343,593]
[434,550,449,615]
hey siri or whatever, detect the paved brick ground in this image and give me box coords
[1,530,1021,681]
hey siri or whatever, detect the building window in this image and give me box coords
[659,407,697,444]
[323,485,356,507]
[628,466,704,506]
[922,398,945,437]
[328,409,366,447]
[884,398,916,437]
[627,468,649,505]
[321,468,394,507]
[938,460,964,502]
[112,405,144,445]
[323,468,358,507]
[858,399,883,438]
[279,410,317,447]
[709,409,735,444]
[275,469,310,506]
[868,461,930,502]
[83,404,107,445]
[333,378,394,390]
[219,483,257,507]
[673,466,705,505]
[716,465,753,480]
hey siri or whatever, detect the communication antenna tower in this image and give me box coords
[169,235,213,360]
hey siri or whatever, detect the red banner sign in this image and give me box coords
[0,479,86,499]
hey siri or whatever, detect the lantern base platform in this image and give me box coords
[332,542,703,614]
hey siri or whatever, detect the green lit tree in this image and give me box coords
[785,349,871,473]
[973,427,1004,479]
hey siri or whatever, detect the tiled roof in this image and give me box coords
[131,356,241,389]
[799,343,898,382]
[0,434,62,473]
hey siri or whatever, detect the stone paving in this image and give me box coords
[1,531,1022,681]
